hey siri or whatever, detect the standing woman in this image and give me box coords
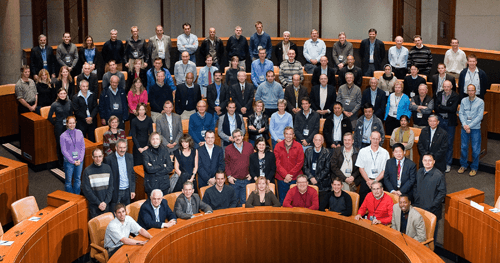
[76,35,104,79]
[384,81,411,135]
[127,78,148,122]
[247,100,270,146]
[102,115,126,156]
[72,79,98,142]
[225,56,241,86]
[249,137,276,183]
[36,69,56,107]
[60,116,85,194]
[245,176,281,208]
[378,64,398,95]
[126,59,147,93]
[173,134,199,193]
[129,103,153,165]
[54,66,76,99]
[48,88,73,167]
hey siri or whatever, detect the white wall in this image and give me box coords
[455,0,500,51]
[421,0,438,44]
[322,0,393,41]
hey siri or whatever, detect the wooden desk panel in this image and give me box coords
[0,84,19,138]
[484,90,500,134]
[133,165,146,201]
[19,112,58,165]
[0,157,29,225]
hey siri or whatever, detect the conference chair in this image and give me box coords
[11,196,39,225]
[245,182,276,199]
[413,207,437,251]
[373,71,384,79]
[199,185,210,200]
[495,196,500,209]
[490,83,500,91]
[164,191,182,211]
[126,199,146,221]
[290,184,319,194]
[94,126,109,143]
[181,119,189,134]
[39,106,51,118]
[345,190,360,216]
[384,191,399,204]
[88,212,114,263]
[0,221,3,237]
[121,71,128,81]
[152,123,156,132]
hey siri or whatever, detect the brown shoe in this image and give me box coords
[469,170,477,177]
[458,167,466,174]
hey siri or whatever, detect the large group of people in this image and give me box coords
[15,22,491,259]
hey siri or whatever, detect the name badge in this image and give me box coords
[215,99,220,106]
[72,151,78,159]
[92,69,97,75]
[371,168,378,175]
[259,76,265,82]
[385,91,389,96]
[88,60,93,65]
[345,99,350,105]
[113,103,119,110]
[410,92,415,97]
[369,54,374,62]
[201,130,206,138]
[62,119,67,125]
[467,116,472,121]
[86,109,91,117]
[345,168,352,174]
[303,129,309,136]
[369,215,376,221]
[312,163,317,170]
[260,169,265,177]
[43,60,48,67]
[396,63,400,67]
[132,51,139,58]
[338,55,344,61]
[186,100,189,105]
[417,112,423,118]
[65,55,71,63]
[158,51,165,59]
[288,76,292,82]
[363,135,369,141]
[392,111,397,115]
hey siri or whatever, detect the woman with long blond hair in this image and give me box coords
[245,176,280,207]
[36,69,56,107]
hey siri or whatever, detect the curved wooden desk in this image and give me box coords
[109,207,442,263]
[0,157,28,225]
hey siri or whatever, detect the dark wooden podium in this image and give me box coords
[0,84,19,138]
[0,156,28,225]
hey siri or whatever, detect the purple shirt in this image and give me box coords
[60,128,86,164]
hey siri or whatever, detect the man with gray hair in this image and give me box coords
[30,34,56,80]
[174,181,213,219]
[102,29,125,71]
[355,180,393,225]
[124,26,149,70]
[226,26,248,70]
[104,139,136,210]
[331,32,353,70]
[275,31,298,64]
[279,49,304,88]
[337,72,362,127]
[388,36,409,79]
[149,25,171,70]
[137,189,177,229]
[410,83,434,128]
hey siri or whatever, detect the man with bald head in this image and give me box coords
[174,51,197,84]
[388,36,409,79]
[149,25,172,69]
[338,55,362,87]
[175,72,202,120]
[99,74,128,129]
[284,74,308,116]
[361,77,387,121]
[417,115,449,173]
[279,49,304,88]
[303,134,331,208]
[311,56,336,87]
[200,27,224,69]
[229,70,254,117]
[410,83,434,128]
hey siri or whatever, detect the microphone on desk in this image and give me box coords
[400,232,408,246]
[126,253,131,263]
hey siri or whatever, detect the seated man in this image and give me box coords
[410,84,434,129]
[104,203,153,258]
[323,102,353,149]
[76,62,99,94]
[202,171,238,210]
[218,101,246,149]
[294,97,320,151]
[278,49,303,88]
[230,70,255,117]
[353,103,385,149]
[251,48,274,88]
[174,51,197,85]
[146,57,175,93]
[102,60,126,91]
[319,177,353,216]
[175,72,202,120]
[337,55,363,87]
[354,180,393,225]
[197,130,225,187]
[384,143,417,201]
[189,100,218,149]
[284,74,308,116]
[197,54,218,97]
[283,174,319,210]
[174,181,213,219]
[206,70,230,116]
[137,189,177,230]
[303,134,331,208]
[391,194,426,243]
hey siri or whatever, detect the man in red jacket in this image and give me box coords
[283,174,319,210]
[355,180,393,225]
[274,126,305,204]
[225,129,254,206]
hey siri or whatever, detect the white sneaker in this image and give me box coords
[445,165,451,173]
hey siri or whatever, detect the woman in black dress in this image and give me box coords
[249,137,276,183]
[36,69,56,107]
[129,103,153,165]
[225,56,241,86]
[54,66,76,99]
[48,88,73,167]
[173,134,198,192]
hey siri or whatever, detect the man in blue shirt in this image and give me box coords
[255,70,284,116]
[388,36,409,79]
[197,54,218,97]
[146,57,175,93]
[251,48,274,87]
[250,21,272,61]
[303,29,326,73]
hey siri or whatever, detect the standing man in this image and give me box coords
[200,27,224,69]
[359,28,386,77]
[142,132,174,196]
[353,104,385,149]
[311,56,336,87]
[444,38,467,79]
[177,23,198,63]
[56,32,78,75]
[434,80,460,173]
[294,97,320,151]
[149,25,171,70]
[230,71,255,117]
[284,74,308,117]
[361,77,387,121]
[337,72,362,127]
[407,35,432,76]
[310,74,336,119]
[174,51,197,85]
[81,148,114,219]
[251,48,274,87]
[146,57,175,93]
[303,29,326,73]
[250,21,272,61]
[331,32,353,70]
[218,102,246,149]
[124,26,149,70]
[102,29,125,71]
[431,63,457,97]
[391,195,427,242]
[149,71,176,123]
[388,36,409,79]
[337,55,363,87]
[274,127,305,204]
[76,62,99,94]
[323,102,353,149]
[278,49,304,88]
[104,139,135,210]
[175,72,202,120]
[355,131,390,205]
[254,70,284,116]
[383,143,417,201]
[458,54,489,100]
[137,189,177,229]
[197,130,225,188]
[30,34,56,80]
[410,84,434,129]
[417,115,449,173]
[274,31,298,64]
[458,84,484,177]
[155,100,182,154]
[189,100,217,148]
[225,129,254,206]
[99,75,128,128]
[207,70,230,116]
[197,54,219,97]
[15,66,39,114]
[303,134,331,208]
[330,132,361,191]
[226,26,248,70]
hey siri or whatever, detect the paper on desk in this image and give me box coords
[28,217,41,222]
[0,241,14,246]
[470,201,484,212]
[490,208,500,213]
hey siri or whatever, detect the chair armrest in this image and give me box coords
[421,238,434,245]
[90,243,109,261]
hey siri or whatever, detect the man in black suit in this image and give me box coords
[359,28,386,77]
[417,115,448,173]
[310,74,337,118]
[230,71,254,117]
[383,143,417,201]
[137,189,177,230]
[76,62,99,94]
[206,70,230,116]
[361,77,387,121]
[337,55,363,87]
[197,131,225,187]
[104,139,136,210]
[284,74,308,116]
[274,31,298,65]
[431,63,456,98]
[175,72,202,120]
[323,102,353,149]
[30,34,57,80]
[311,56,336,87]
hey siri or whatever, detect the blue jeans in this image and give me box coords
[304,63,317,74]
[302,145,312,152]
[233,179,251,207]
[64,160,83,194]
[438,116,456,166]
[364,64,375,76]
[460,128,481,170]
[277,179,296,205]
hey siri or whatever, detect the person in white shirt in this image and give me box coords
[388,36,409,80]
[303,29,326,73]
[444,38,467,79]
